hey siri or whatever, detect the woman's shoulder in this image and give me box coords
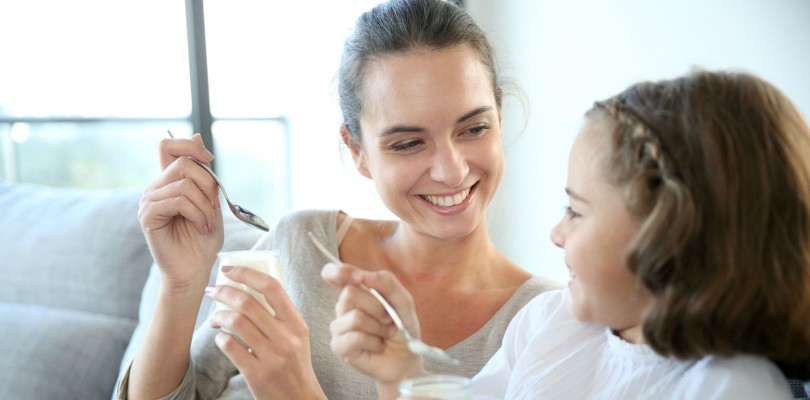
[252,209,341,250]
[519,276,565,298]
[278,208,340,227]
[675,354,792,399]
[495,277,563,321]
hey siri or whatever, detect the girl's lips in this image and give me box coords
[418,182,478,216]
[567,264,577,284]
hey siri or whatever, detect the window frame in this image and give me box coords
[0,0,289,181]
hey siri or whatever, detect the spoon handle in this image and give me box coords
[307,231,460,365]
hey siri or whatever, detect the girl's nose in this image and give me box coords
[429,142,468,187]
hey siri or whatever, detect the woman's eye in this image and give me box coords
[390,140,421,152]
[565,206,581,219]
[465,123,490,136]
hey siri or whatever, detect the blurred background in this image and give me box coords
[1,0,808,283]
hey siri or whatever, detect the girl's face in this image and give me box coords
[349,45,503,240]
[550,119,653,341]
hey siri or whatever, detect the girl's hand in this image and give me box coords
[321,263,423,390]
[206,266,326,400]
[138,134,224,292]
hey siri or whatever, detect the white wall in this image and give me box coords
[279,1,395,220]
[465,0,810,282]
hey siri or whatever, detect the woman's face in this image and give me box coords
[550,119,652,339]
[350,45,503,240]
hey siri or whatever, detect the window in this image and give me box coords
[1,0,399,222]
[0,0,190,189]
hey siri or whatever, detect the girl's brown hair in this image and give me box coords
[588,70,810,379]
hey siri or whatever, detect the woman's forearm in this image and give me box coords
[128,281,206,400]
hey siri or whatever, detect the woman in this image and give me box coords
[120,0,558,399]
[326,70,810,399]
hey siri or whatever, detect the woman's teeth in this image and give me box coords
[421,188,471,207]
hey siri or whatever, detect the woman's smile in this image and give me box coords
[417,182,478,215]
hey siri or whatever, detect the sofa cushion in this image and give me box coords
[0,183,153,320]
[0,303,136,400]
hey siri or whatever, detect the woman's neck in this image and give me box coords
[384,219,502,287]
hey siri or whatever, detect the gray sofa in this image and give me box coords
[2,183,807,399]
[0,183,262,400]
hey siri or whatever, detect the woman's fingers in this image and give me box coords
[210,307,267,355]
[363,270,419,335]
[157,135,220,208]
[159,133,214,170]
[335,284,391,324]
[219,267,297,321]
[322,262,415,335]
[209,266,310,343]
[321,262,363,289]
[330,323,387,360]
[162,156,220,208]
[331,307,394,340]
[206,283,278,337]
[140,177,217,235]
[215,331,258,371]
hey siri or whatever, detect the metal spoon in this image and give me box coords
[167,131,269,232]
[307,231,460,365]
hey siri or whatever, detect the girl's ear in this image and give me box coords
[341,126,372,179]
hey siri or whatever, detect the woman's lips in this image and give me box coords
[418,182,478,215]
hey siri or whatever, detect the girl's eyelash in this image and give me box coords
[565,206,581,219]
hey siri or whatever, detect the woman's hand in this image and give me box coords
[206,266,326,400]
[321,263,423,394]
[138,133,224,292]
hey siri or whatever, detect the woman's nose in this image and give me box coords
[429,143,468,187]
[550,221,564,248]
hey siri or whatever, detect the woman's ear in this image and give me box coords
[341,126,372,179]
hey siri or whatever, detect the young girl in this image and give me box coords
[323,69,810,399]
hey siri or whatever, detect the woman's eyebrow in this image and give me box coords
[377,105,494,137]
[378,125,424,137]
[456,106,493,123]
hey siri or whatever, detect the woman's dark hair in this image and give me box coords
[588,69,810,379]
[338,0,503,144]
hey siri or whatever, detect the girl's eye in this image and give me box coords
[565,206,581,219]
[465,123,490,137]
[390,140,421,152]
